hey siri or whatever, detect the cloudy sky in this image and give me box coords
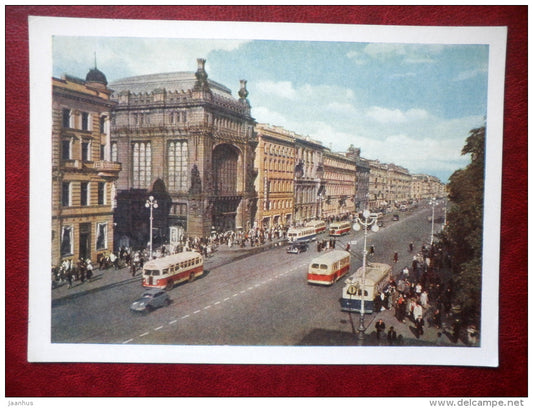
[53,35,489,182]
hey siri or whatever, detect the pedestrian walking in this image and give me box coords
[414,316,425,338]
[86,260,93,281]
[387,326,397,345]
[431,308,442,329]
[393,251,399,263]
[375,319,386,342]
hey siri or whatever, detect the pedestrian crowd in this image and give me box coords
[371,242,460,345]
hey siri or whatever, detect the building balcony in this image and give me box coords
[84,160,122,172]
[61,159,81,170]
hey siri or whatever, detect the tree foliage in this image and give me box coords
[441,126,485,325]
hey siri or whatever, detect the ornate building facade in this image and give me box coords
[110,59,257,247]
[254,124,295,229]
[346,146,370,212]
[368,160,390,211]
[321,149,357,220]
[411,174,446,200]
[387,163,411,205]
[293,135,324,223]
[52,68,121,266]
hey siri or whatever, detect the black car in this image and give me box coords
[392,214,400,221]
[287,242,308,254]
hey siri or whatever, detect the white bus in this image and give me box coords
[307,250,351,286]
[287,226,317,243]
[142,251,204,290]
[340,262,392,313]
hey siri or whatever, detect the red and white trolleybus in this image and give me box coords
[307,250,351,285]
[329,220,352,236]
[142,251,204,290]
[306,219,327,234]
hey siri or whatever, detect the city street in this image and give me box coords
[52,204,454,346]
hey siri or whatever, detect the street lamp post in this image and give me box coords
[429,197,437,245]
[145,195,158,259]
[352,209,380,341]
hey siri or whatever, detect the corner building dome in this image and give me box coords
[86,67,108,86]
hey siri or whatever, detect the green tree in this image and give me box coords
[441,126,485,326]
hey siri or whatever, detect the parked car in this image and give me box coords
[130,289,171,313]
[287,242,308,254]
[392,214,400,221]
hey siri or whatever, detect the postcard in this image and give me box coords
[28,16,506,366]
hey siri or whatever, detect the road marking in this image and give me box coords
[182,314,190,319]
[169,320,177,325]
[123,338,133,344]
[139,332,149,337]
[203,305,211,310]
[224,297,231,301]
[248,287,254,290]
[214,301,221,305]
[232,293,239,297]
[240,290,246,294]
[154,326,163,331]
[193,309,201,314]
[254,283,261,287]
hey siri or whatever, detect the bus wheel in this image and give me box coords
[189,273,195,282]
[166,281,173,290]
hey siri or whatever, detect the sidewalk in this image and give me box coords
[51,237,288,302]
[356,302,462,347]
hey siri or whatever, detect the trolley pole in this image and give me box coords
[429,197,437,245]
[145,195,158,260]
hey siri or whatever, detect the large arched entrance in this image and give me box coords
[212,144,241,232]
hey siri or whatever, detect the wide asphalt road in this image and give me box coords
[52,205,441,346]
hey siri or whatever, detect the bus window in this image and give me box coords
[152,270,160,276]
[162,268,169,275]
[320,264,328,270]
[311,263,320,269]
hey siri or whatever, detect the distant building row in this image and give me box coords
[51,59,445,266]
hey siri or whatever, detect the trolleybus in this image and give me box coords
[142,251,204,290]
[305,220,327,234]
[307,250,351,285]
[340,262,391,313]
[329,220,352,236]
[287,226,317,243]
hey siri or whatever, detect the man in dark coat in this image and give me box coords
[375,319,386,342]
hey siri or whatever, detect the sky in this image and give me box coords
[53,36,489,182]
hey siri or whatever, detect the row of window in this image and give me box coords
[264,146,293,158]
[264,179,293,194]
[62,108,106,133]
[61,181,106,207]
[61,139,117,163]
[60,222,108,257]
[264,158,294,173]
[263,199,293,211]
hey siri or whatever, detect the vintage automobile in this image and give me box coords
[286,242,309,254]
[130,289,171,313]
